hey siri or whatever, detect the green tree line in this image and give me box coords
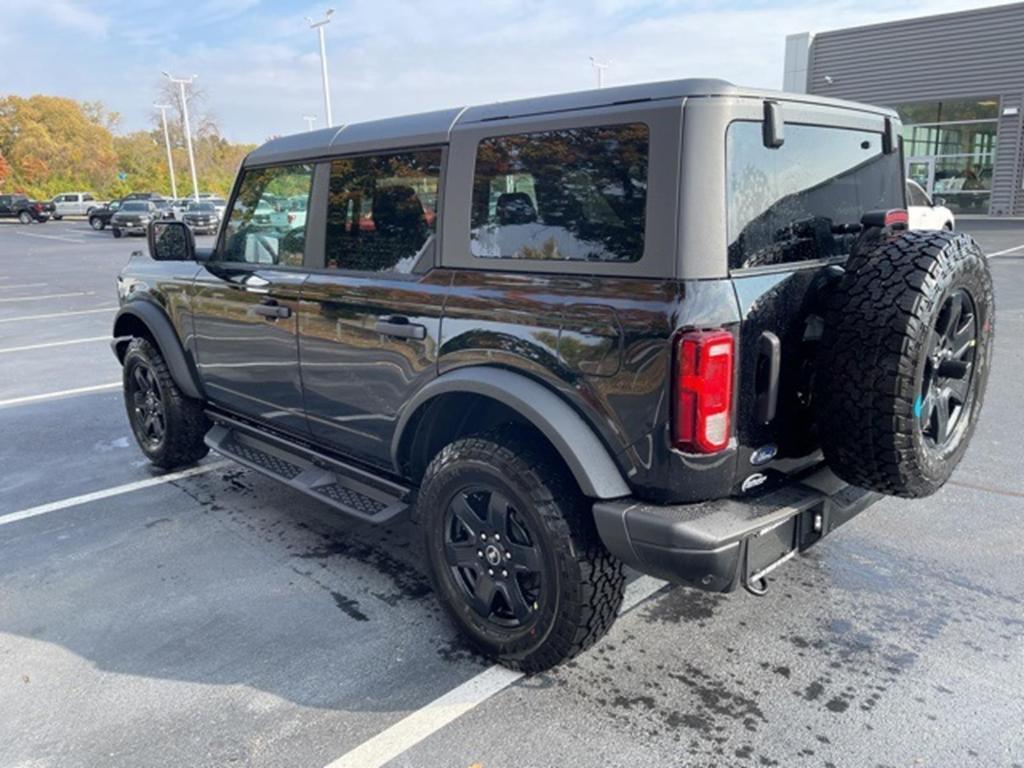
[0,94,256,201]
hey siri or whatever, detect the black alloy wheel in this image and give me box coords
[918,288,978,452]
[127,362,166,452]
[443,486,544,629]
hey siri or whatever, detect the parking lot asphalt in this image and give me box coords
[0,218,1021,768]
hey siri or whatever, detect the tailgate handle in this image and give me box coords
[756,331,781,424]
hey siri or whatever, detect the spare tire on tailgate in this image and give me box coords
[814,230,994,498]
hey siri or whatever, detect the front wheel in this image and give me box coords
[18,211,32,224]
[52,214,62,221]
[90,217,104,230]
[122,338,210,469]
[419,427,625,672]
[112,227,122,238]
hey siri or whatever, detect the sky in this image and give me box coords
[0,0,1011,144]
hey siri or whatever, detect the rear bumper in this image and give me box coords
[593,466,880,592]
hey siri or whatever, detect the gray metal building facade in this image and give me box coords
[785,2,1024,216]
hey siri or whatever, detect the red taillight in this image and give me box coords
[672,330,734,454]
[884,208,908,229]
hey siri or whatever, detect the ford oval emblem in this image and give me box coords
[750,444,778,466]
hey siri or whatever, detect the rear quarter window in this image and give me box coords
[726,121,903,270]
[470,124,649,263]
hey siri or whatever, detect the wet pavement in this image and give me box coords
[0,219,1021,768]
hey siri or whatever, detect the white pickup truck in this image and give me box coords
[51,192,105,219]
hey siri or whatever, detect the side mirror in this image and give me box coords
[148,220,195,261]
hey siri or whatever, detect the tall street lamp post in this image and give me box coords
[162,71,200,202]
[307,9,335,128]
[153,103,177,199]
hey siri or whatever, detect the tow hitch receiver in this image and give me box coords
[743,507,822,596]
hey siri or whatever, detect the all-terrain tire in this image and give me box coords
[814,231,994,497]
[18,211,32,224]
[419,426,625,672]
[90,217,105,230]
[122,337,210,469]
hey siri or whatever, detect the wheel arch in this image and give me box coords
[392,367,632,501]
[112,302,204,400]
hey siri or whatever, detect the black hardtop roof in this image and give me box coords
[244,78,896,167]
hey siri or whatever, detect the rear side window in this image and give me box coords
[326,150,441,273]
[726,122,903,270]
[470,124,649,263]
[221,163,314,266]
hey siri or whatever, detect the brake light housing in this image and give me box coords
[672,329,735,454]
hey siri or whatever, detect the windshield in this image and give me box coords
[189,203,216,212]
[122,201,149,212]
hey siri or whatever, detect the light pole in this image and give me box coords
[303,114,317,132]
[589,56,610,88]
[153,103,178,199]
[306,9,335,127]
[162,71,200,202]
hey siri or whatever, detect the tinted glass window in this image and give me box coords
[470,124,648,262]
[726,122,903,270]
[122,201,149,212]
[325,150,441,273]
[221,164,313,266]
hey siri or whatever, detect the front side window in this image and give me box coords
[470,124,649,263]
[726,122,903,270]
[325,150,441,273]
[221,164,314,266]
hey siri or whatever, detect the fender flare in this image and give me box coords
[392,367,632,500]
[112,301,204,401]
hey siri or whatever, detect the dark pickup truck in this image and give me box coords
[110,79,995,672]
[0,194,52,223]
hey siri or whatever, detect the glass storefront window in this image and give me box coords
[888,96,1000,215]
[890,97,1000,124]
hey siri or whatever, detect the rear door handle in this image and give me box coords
[375,317,426,340]
[253,299,291,319]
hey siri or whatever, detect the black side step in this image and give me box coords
[204,421,409,524]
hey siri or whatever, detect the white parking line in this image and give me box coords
[0,336,109,354]
[0,291,94,303]
[0,283,47,290]
[989,242,1024,257]
[0,382,120,408]
[13,231,87,244]
[0,461,229,529]
[0,306,117,324]
[324,575,667,768]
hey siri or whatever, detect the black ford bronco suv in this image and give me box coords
[111,79,994,671]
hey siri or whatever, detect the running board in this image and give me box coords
[204,422,409,524]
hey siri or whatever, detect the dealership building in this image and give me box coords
[784,2,1024,216]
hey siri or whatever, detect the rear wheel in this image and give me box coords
[52,214,62,221]
[419,428,625,672]
[815,231,994,497]
[18,211,32,224]
[122,338,210,469]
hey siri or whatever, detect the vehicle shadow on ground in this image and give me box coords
[0,464,491,715]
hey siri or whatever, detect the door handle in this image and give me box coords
[375,317,426,340]
[252,299,291,319]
